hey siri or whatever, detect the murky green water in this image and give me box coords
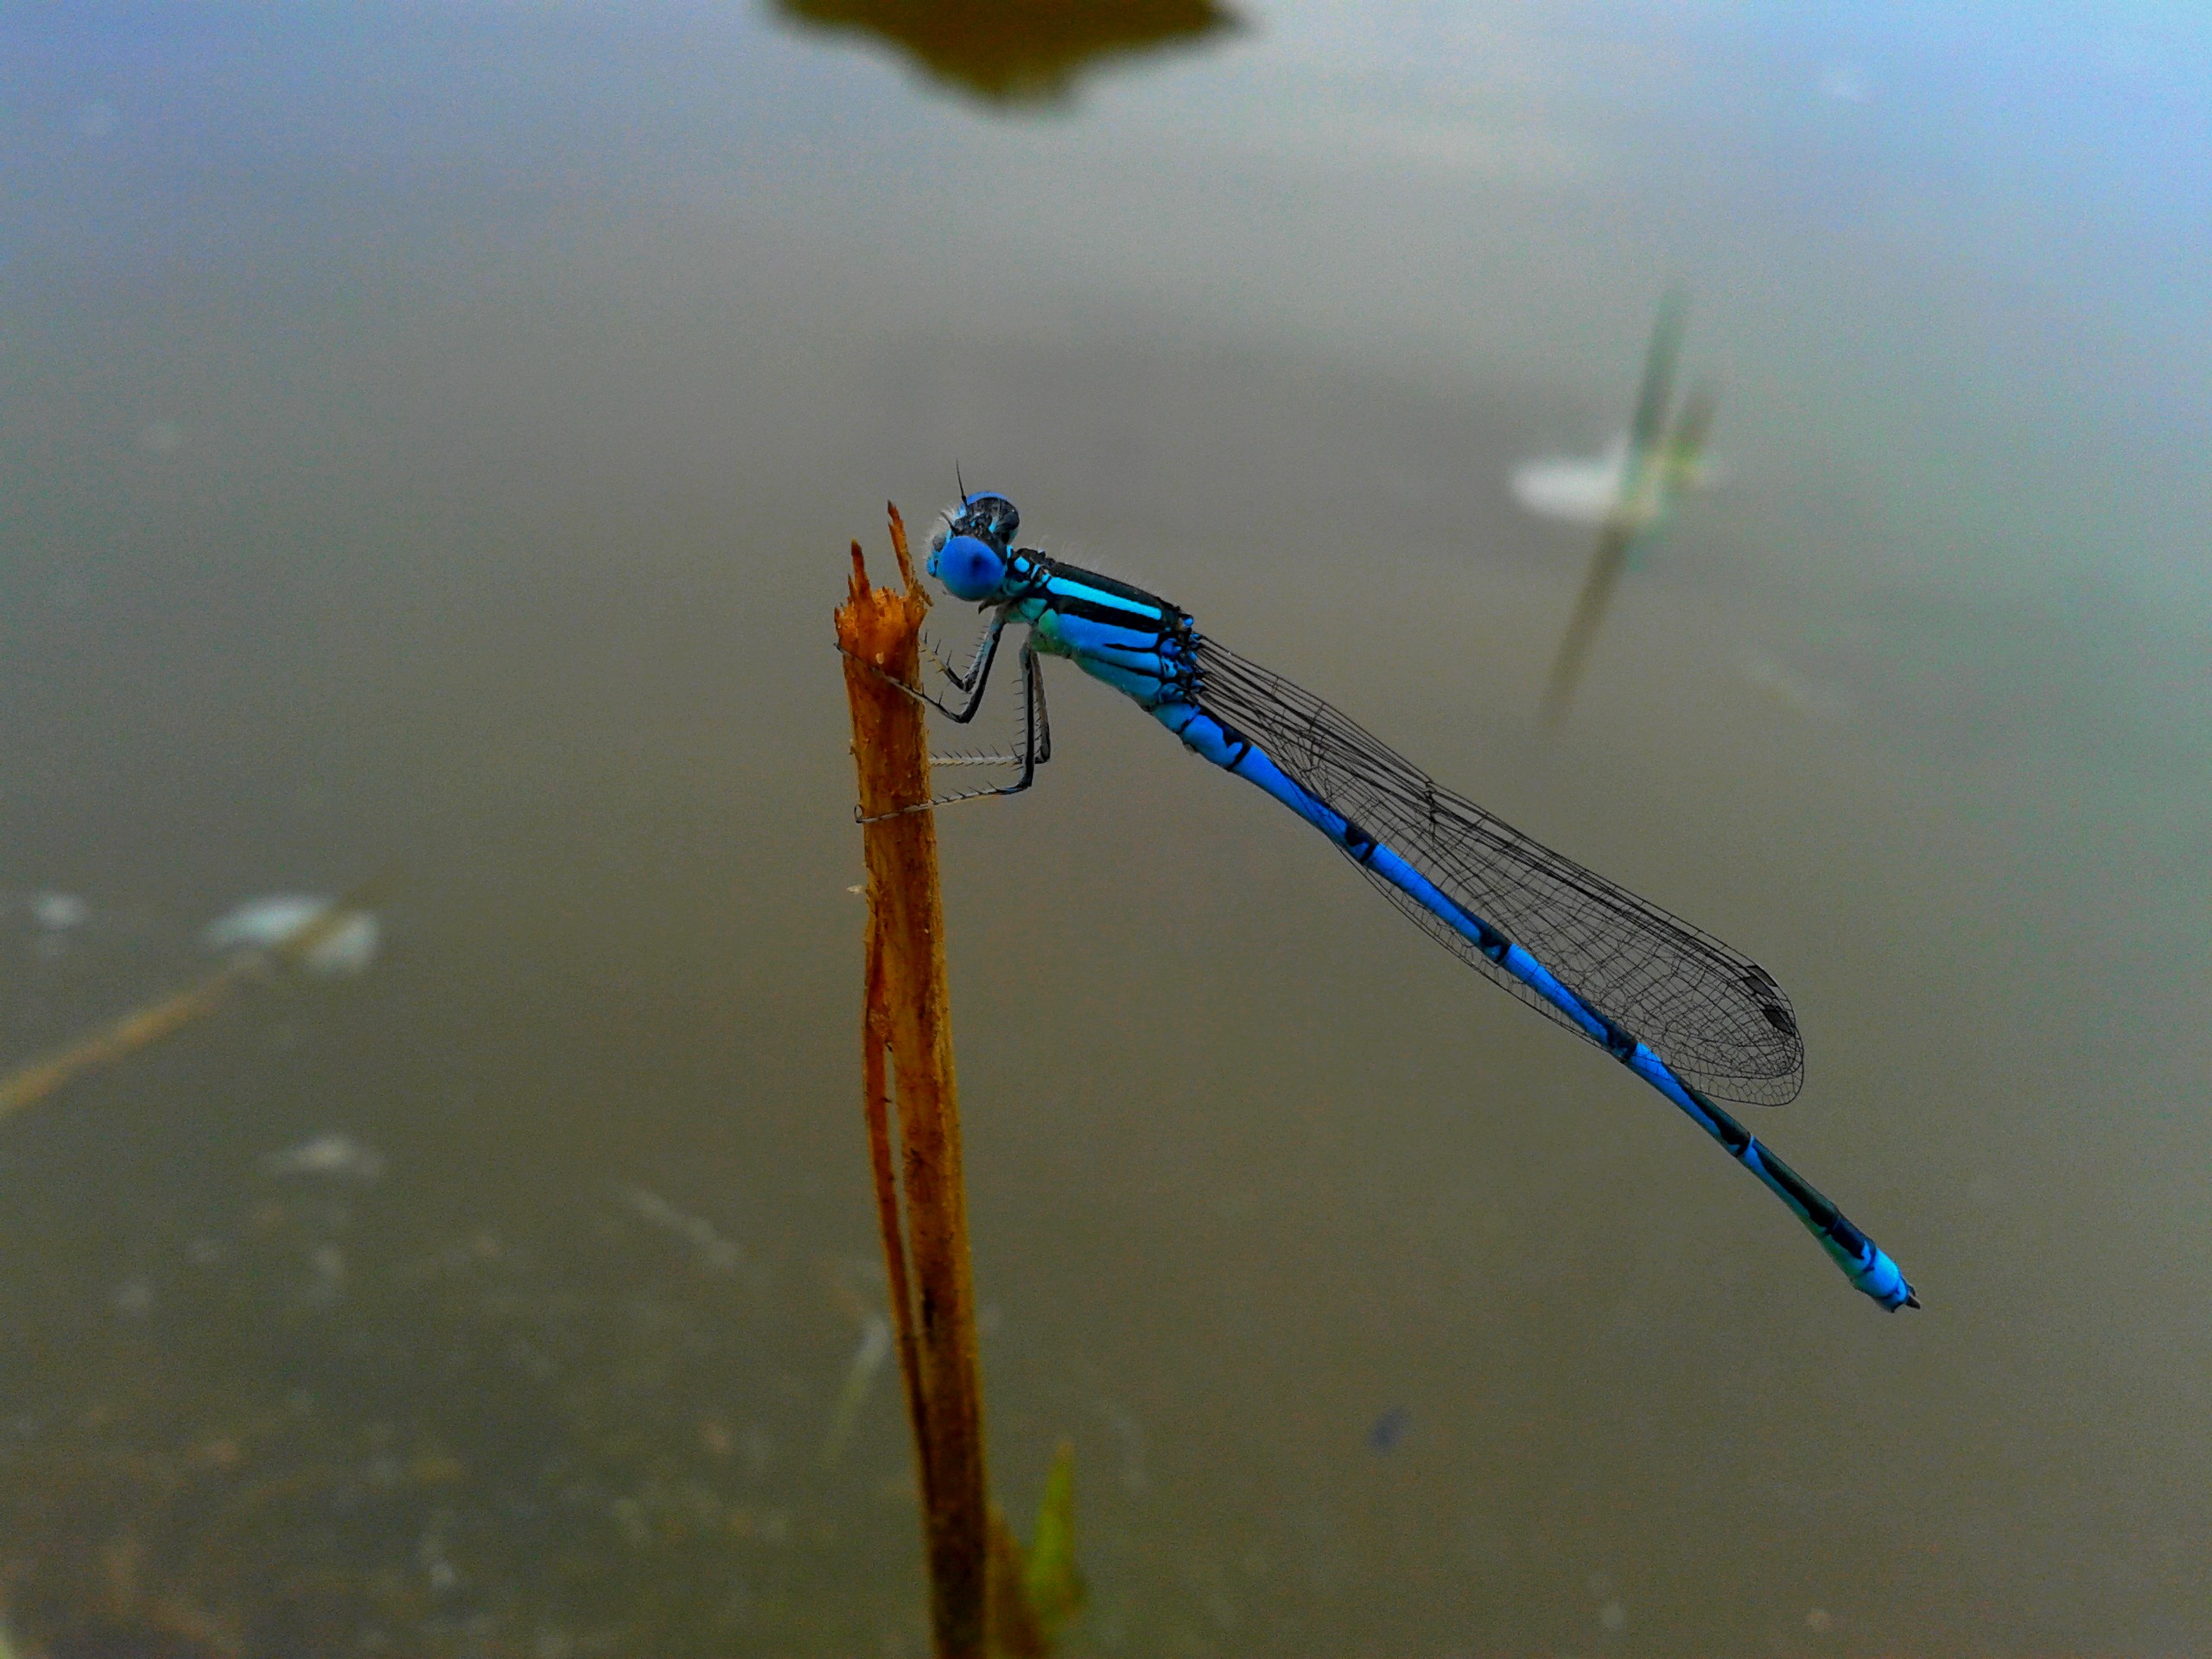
[3,5,2209,1654]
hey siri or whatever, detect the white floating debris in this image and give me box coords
[1741,656,1853,720]
[820,1313,893,1468]
[1818,60,1872,104]
[617,1185,760,1282]
[1511,438,1724,530]
[1510,441,1635,527]
[28,893,87,931]
[113,1277,154,1318]
[1095,1395,1149,1494]
[263,1132,388,1182]
[204,893,379,976]
[303,1243,347,1308]
[420,1527,461,1590]
[139,419,182,454]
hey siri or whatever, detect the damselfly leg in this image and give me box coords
[855,641,1051,823]
[839,613,1009,722]
[920,614,1010,710]
[896,613,1009,721]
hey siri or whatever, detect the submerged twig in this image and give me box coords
[0,969,243,1118]
[0,887,383,1120]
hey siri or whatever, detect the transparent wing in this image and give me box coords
[1192,635,1804,1105]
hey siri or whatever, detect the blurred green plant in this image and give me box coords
[1020,1443,1084,1643]
[988,1442,1083,1658]
[1541,289,1721,724]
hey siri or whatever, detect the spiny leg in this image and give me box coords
[911,613,1010,721]
[919,643,1052,787]
[1026,639,1052,767]
[857,644,1052,822]
[837,612,1009,723]
[922,614,1007,699]
[969,640,1051,784]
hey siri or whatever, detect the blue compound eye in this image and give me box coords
[930,524,949,555]
[935,533,1007,601]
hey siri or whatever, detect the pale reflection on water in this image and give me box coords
[1,3,2209,1655]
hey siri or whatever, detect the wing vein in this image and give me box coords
[1192,634,1803,1105]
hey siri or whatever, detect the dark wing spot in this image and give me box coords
[1742,966,1799,1038]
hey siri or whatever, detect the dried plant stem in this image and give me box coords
[839,505,989,1659]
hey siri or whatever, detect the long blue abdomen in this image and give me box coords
[1144,693,1914,1312]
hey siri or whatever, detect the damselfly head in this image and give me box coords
[950,491,1019,551]
[923,493,1015,602]
[926,493,1020,602]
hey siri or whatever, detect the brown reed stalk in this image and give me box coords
[838,504,991,1658]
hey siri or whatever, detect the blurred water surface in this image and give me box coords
[2,3,2209,1654]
